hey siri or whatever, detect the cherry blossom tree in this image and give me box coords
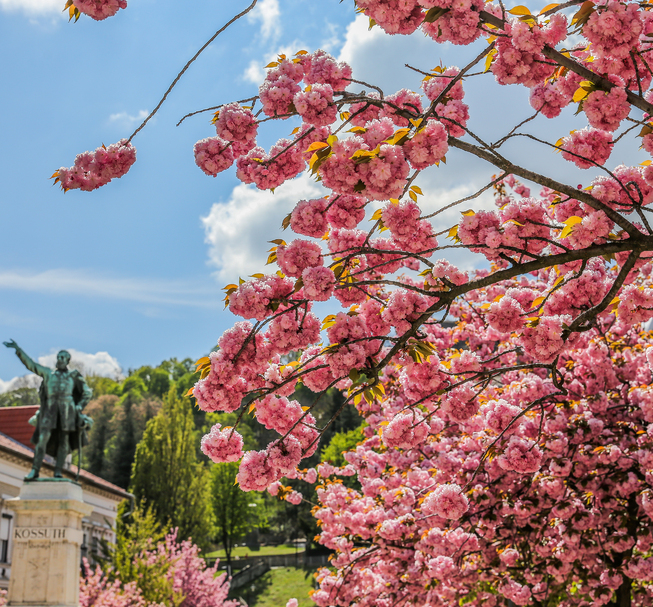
[308,289,653,607]
[53,0,653,604]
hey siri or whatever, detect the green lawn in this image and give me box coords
[206,544,304,559]
[232,567,316,607]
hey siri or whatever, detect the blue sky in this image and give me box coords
[0,0,353,384]
[0,0,648,387]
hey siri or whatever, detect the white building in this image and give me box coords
[0,405,131,591]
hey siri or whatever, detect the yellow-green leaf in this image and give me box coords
[386,128,411,145]
[484,48,498,73]
[539,2,560,14]
[572,87,590,103]
[531,296,546,309]
[194,356,210,368]
[559,215,583,239]
[306,141,329,152]
[570,0,595,27]
[639,124,653,138]
[508,5,532,16]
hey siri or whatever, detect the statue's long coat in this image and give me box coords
[32,368,91,457]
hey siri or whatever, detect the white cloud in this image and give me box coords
[247,0,280,41]
[0,374,42,394]
[202,173,325,282]
[1,349,123,393]
[201,165,499,284]
[320,22,342,54]
[0,269,221,307]
[338,14,386,67]
[0,0,62,15]
[108,109,149,129]
[39,348,123,378]
[243,60,266,85]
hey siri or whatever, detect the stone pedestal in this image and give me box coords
[6,480,93,607]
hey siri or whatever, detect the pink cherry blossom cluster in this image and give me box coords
[194,137,234,177]
[56,140,136,191]
[422,0,485,45]
[73,0,126,20]
[215,102,258,144]
[294,83,338,127]
[403,119,448,169]
[200,423,244,463]
[382,200,437,253]
[561,128,615,169]
[236,139,305,190]
[301,49,352,91]
[582,0,644,60]
[276,239,323,278]
[237,405,318,490]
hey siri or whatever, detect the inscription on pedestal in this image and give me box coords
[14,527,68,541]
[12,525,83,545]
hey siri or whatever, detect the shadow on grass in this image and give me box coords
[229,569,273,606]
[230,567,316,607]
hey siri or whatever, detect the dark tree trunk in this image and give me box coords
[613,576,632,607]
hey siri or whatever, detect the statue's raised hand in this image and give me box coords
[3,339,18,350]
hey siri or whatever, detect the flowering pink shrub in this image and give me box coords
[79,559,145,607]
[79,532,238,607]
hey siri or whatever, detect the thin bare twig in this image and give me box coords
[176,97,257,127]
[127,0,259,143]
[423,174,506,219]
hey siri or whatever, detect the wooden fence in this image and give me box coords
[208,550,330,571]
[229,560,270,590]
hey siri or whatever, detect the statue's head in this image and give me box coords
[56,350,71,371]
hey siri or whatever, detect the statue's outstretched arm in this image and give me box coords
[4,340,48,377]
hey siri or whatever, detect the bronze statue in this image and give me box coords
[3,340,93,481]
